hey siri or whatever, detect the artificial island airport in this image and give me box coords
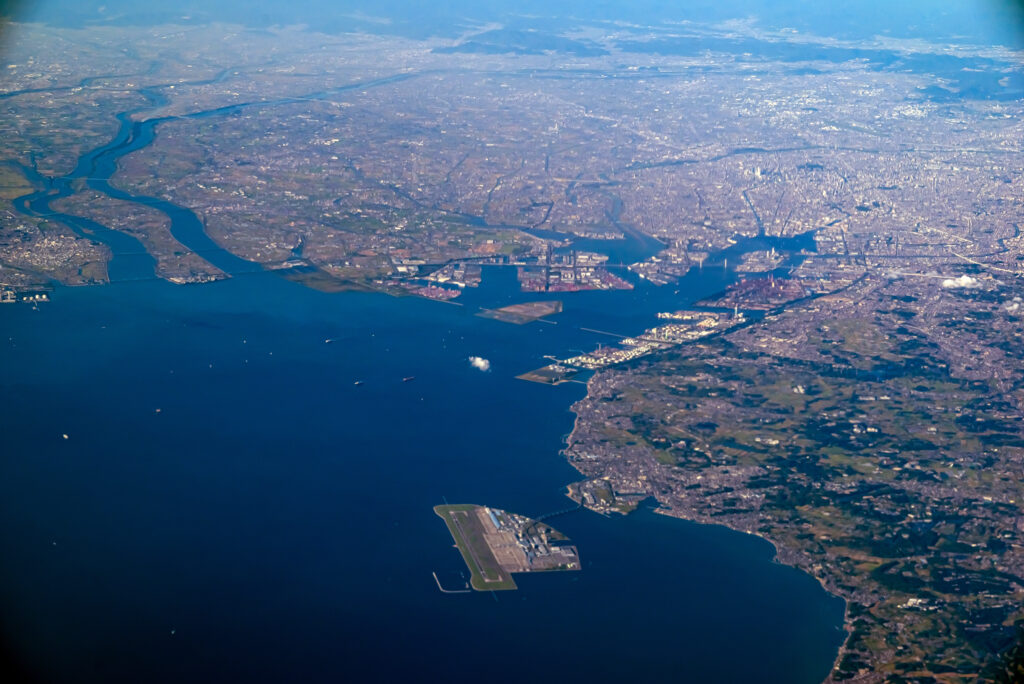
[434,504,580,592]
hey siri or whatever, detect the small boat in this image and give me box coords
[402,376,415,382]
[353,380,364,386]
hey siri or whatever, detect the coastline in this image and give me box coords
[646,506,856,684]
[560,373,854,684]
[0,275,847,684]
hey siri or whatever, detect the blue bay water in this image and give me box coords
[0,270,844,683]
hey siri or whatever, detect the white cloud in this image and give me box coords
[941,275,980,289]
[468,356,491,372]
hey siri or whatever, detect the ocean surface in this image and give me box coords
[0,260,845,683]
[2,66,845,680]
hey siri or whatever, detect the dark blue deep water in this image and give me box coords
[0,268,845,683]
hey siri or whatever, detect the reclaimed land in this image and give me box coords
[477,300,563,325]
[434,504,517,591]
[277,265,383,293]
[516,364,579,385]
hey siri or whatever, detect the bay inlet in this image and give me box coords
[1,73,844,682]
[0,266,845,683]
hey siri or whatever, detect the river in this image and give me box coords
[0,72,846,684]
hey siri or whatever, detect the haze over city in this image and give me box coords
[1,1,1024,682]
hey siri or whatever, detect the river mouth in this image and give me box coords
[2,61,843,684]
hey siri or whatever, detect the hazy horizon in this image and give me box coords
[2,0,1024,47]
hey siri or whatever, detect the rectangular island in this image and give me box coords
[434,504,580,591]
